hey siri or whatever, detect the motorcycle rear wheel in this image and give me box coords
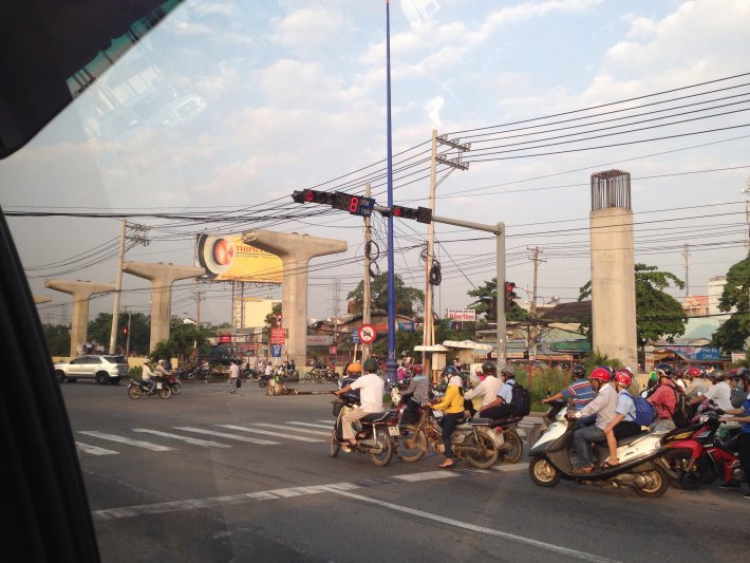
[503,429,524,464]
[259,377,268,388]
[633,466,669,498]
[370,428,393,467]
[170,382,182,396]
[661,449,710,490]
[396,425,425,462]
[127,385,141,399]
[528,455,560,487]
[158,386,172,399]
[464,429,499,469]
[329,431,340,458]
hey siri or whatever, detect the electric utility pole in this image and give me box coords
[422,129,470,373]
[363,184,373,362]
[528,246,545,359]
[683,243,690,298]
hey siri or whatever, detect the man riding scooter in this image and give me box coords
[334,358,385,450]
[569,367,618,474]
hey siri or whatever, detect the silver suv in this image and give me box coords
[54,355,130,385]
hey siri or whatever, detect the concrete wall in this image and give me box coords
[590,207,638,370]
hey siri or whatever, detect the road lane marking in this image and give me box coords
[316,419,333,425]
[329,489,619,563]
[253,423,330,436]
[132,429,232,448]
[494,463,528,472]
[395,471,459,482]
[290,421,333,430]
[90,470,455,522]
[78,431,174,452]
[174,427,280,445]
[218,424,323,443]
[76,442,119,456]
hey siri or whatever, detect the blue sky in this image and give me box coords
[2,0,750,326]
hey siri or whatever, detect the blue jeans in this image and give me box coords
[573,425,605,467]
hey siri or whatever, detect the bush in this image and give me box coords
[129,366,142,378]
[513,367,569,411]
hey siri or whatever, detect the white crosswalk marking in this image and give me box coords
[78,431,174,452]
[218,424,323,443]
[254,423,330,436]
[76,442,119,456]
[132,429,231,448]
[316,419,332,425]
[175,427,280,445]
[289,421,332,430]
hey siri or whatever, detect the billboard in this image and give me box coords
[447,309,476,322]
[197,234,283,283]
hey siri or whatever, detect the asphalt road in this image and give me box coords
[60,379,748,563]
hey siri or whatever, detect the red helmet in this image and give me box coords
[412,364,423,375]
[685,367,702,379]
[589,367,611,383]
[614,369,632,387]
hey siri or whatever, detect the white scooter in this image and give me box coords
[527,399,670,498]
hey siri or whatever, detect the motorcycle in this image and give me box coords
[486,415,526,464]
[161,373,182,396]
[240,367,259,379]
[527,399,669,498]
[395,405,501,469]
[127,377,171,399]
[660,408,743,490]
[330,394,400,467]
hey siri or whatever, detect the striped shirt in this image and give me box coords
[562,379,595,411]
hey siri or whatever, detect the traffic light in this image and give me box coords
[504,281,517,311]
[290,189,337,206]
[390,205,433,224]
[122,327,128,335]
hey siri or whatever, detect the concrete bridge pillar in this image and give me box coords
[123,262,205,353]
[242,230,347,369]
[44,280,115,356]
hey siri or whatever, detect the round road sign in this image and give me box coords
[358,324,377,344]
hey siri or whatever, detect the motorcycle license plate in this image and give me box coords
[515,428,526,440]
[388,426,400,437]
[156,382,162,389]
[433,410,444,419]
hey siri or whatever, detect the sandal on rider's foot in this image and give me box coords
[438,460,455,469]
[601,461,619,470]
[573,465,594,474]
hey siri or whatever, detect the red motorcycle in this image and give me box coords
[660,409,743,489]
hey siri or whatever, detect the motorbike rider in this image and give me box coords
[399,363,428,425]
[154,359,170,387]
[569,367,618,474]
[141,359,157,395]
[541,364,595,412]
[685,367,710,399]
[691,368,734,412]
[339,362,362,403]
[463,360,503,418]
[647,367,679,433]
[719,369,750,500]
[731,369,749,409]
[426,366,465,469]
[478,365,517,419]
[601,369,641,468]
[334,358,384,449]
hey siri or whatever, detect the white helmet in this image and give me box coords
[158,359,165,365]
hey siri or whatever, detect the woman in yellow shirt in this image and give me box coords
[429,367,465,468]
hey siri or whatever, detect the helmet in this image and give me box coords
[158,359,165,365]
[713,369,726,380]
[442,365,459,377]
[412,364,423,375]
[363,358,379,373]
[481,360,497,376]
[737,368,750,381]
[143,359,151,365]
[614,369,632,387]
[589,367,611,383]
[572,364,586,378]
[685,367,702,379]
[500,366,516,379]
[655,363,674,377]
[347,362,362,374]
[469,373,481,387]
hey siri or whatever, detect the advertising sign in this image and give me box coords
[307,335,333,346]
[197,234,283,283]
[270,344,282,357]
[447,309,476,322]
[219,334,232,343]
[270,327,286,344]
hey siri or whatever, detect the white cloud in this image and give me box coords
[270,6,356,53]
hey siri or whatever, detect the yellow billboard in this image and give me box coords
[197,234,283,283]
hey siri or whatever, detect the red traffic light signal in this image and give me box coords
[291,189,337,206]
[389,205,432,224]
[122,327,128,335]
[504,281,517,311]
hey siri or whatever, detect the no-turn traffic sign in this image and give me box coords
[358,324,377,344]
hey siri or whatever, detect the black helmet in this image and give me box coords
[737,368,750,381]
[500,366,515,379]
[572,364,586,378]
[363,358,379,373]
[655,363,674,377]
[482,360,497,376]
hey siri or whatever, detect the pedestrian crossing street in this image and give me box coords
[76,419,335,457]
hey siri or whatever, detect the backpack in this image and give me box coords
[670,386,692,428]
[510,383,531,416]
[624,391,656,426]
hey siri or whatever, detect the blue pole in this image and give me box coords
[385,0,397,386]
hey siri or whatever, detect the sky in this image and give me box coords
[2,0,750,330]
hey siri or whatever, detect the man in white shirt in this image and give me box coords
[141,360,157,394]
[692,371,733,411]
[464,361,503,417]
[334,358,385,446]
[229,360,240,394]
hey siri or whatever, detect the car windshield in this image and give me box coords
[2,1,750,562]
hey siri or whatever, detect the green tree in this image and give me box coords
[579,264,687,350]
[87,312,151,355]
[43,324,71,356]
[264,303,282,329]
[150,322,211,363]
[347,273,424,318]
[712,252,750,353]
[467,278,529,322]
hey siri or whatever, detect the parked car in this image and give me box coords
[54,355,130,385]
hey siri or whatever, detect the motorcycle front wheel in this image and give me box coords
[170,382,182,396]
[464,429,500,469]
[259,377,268,388]
[158,386,172,399]
[633,466,669,498]
[528,455,560,487]
[396,425,425,462]
[127,385,141,400]
[503,429,524,464]
[661,449,711,490]
[370,428,393,467]
[329,431,341,458]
